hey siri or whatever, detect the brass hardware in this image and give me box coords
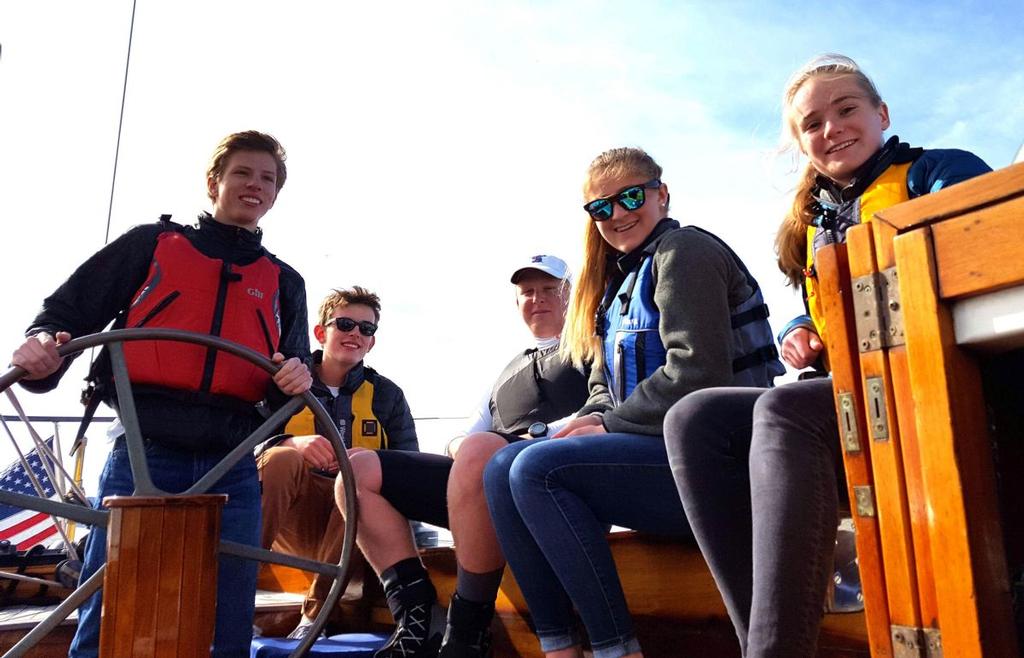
[837,392,860,454]
[891,625,942,657]
[866,376,890,441]
[922,628,942,657]
[853,485,876,518]
[853,267,904,352]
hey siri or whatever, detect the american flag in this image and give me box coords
[0,440,60,550]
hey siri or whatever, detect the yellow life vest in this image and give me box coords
[804,162,912,342]
[283,379,388,450]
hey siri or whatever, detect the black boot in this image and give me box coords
[374,560,444,658]
[437,593,494,658]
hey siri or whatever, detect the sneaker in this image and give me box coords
[438,629,492,658]
[438,594,494,658]
[374,602,445,658]
[287,616,324,641]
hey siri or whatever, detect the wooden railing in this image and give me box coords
[818,162,1024,657]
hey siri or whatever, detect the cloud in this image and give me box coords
[3,0,1023,421]
[921,68,1024,166]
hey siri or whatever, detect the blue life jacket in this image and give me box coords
[598,222,784,404]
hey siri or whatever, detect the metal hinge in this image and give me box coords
[836,392,861,454]
[891,625,942,657]
[853,266,905,352]
[853,485,876,518]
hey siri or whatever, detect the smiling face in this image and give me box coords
[315,303,377,371]
[790,74,890,186]
[515,270,570,339]
[586,175,669,254]
[206,150,279,231]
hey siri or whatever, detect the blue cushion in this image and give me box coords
[251,632,388,657]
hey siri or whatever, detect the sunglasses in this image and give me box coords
[583,179,662,221]
[331,317,378,337]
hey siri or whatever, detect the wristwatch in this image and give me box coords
[527,421,548,438]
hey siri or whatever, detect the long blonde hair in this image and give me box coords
[561,147,663,368]
[775,54,883,286]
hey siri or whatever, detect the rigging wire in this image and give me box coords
[103,0,138,245]
[63,0,140,511]
[84,0,138,404]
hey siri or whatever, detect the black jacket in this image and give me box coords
[256,352,419,461]
[22,214,309,452]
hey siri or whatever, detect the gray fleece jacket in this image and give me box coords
[579,223,755,435]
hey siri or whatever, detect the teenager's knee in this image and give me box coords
[335,450,381,514]
[256,446,303,497]
[664,389,725,444]
[452,433,508,485]
[258,446,305,484]
[752,383,806,421]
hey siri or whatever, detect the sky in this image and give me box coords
[1,1,1023,467]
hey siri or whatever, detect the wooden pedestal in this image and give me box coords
[99,494,226,658]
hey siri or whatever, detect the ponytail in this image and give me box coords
[776,163,818,287]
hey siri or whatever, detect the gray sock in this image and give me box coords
[454,565,504,604]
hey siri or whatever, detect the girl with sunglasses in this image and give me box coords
[664,54,991,657]
[484,146,784,658]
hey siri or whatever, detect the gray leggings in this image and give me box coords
[664,378,844,658]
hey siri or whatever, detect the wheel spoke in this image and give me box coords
[219,541,340,577]
[288,525,359,658]
[0,489,107,527]
[183,396,305,496]
[108,342,164,496]
[4,566,104,657]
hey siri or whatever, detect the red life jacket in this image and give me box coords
[123,231,281,402]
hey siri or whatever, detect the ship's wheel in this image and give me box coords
[0,328,357,658]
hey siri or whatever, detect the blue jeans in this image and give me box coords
[69,437,261,658]
[484,434,692,658]
[664,379,843,658]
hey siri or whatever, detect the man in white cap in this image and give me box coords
[453,254,586,452]
[336,255,589,658]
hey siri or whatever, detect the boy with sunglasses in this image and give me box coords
[257,286,419,639]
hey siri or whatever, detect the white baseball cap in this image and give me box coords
[510,255,570,283]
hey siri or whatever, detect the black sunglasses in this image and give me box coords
[332,317,378,337]
[583,179,661,221]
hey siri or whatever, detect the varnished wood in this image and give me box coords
[816,243,893,657]
[313,533,868,657]
[100,495,226,658]
[883,348,939,628]
[154,501,187,657]
[873,161,1024,232]
[866,219,941,629]
[257,563,314,594]
[0,627,75,657]
[893,228,1017,656]
[929,195,1024,299]
[845,225,922,629]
